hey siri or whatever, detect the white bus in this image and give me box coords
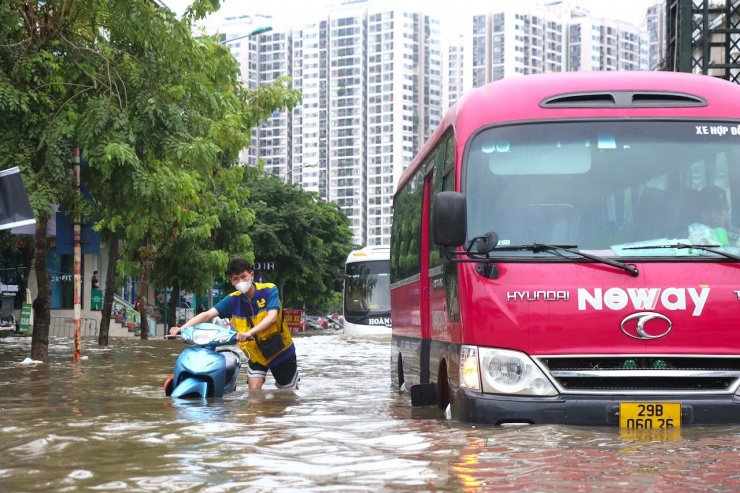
[343,246,391,335]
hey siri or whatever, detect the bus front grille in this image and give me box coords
[534,356,740,395]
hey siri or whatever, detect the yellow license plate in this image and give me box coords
[619,402,681,428]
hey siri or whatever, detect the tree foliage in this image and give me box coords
[149,165,255,329]
[75,1,252,340]
[0,0,302,352]
[243,171,354,313]
[1,0,106,358]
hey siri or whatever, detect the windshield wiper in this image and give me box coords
[622,243,740,261]
[494,243,639,277]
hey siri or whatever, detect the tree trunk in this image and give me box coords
[15,236,33,307]
[168,279,179,330]
[31,214,50,362]
[98,231,119,346]
[138,239,153,340]
[138,278,149,340]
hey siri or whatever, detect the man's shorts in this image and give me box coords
[247,354,300,389]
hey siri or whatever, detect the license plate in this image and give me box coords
[619,402,681,428]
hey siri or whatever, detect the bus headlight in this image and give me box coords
[479,348,558,396]
[459,345,480,390]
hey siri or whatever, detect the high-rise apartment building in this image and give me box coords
[567,15,646,72]
[444,40,464,107]
[444,2,649,108]
[203,13,294,172]
[645,2,667,70]
[291,19,328,195]
[203,2,442,247]
[298,3,442,246]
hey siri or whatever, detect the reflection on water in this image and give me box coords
[1,334,740,492]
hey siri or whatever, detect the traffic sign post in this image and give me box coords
[19,303,32,336]
[91,289,103,310]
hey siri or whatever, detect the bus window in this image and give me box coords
[390,167,424,283]
[465,121,740,253]
[344,246,391,335]
[429,131,455,270]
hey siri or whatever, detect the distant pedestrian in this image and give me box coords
[91,271,101,289]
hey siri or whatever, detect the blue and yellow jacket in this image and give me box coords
[225,282,294,366]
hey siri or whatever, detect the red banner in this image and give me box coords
[283,309,303,333]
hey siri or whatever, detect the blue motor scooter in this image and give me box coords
[163,323,242,399]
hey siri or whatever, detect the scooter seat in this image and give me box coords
[218,348,242,384]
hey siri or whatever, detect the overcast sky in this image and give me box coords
[163,0,662,30]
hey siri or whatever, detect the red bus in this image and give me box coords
[390,71,740,427]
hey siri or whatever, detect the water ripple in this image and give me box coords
[0,334,739,491]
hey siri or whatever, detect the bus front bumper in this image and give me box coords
[456,389,740,426]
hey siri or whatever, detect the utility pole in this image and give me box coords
[73,146,82,360]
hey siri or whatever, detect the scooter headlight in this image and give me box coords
[479,348,558,396]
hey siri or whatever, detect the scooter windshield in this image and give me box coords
[191,328,220,345]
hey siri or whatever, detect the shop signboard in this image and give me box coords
[283,309,302,334]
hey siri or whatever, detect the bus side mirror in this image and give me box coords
[333,277,344,292]
[433,191,467,247]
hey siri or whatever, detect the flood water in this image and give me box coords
[1,332,740,492]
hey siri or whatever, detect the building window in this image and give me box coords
[47,250,76,309]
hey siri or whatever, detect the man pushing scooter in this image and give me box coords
[170,258,300,390]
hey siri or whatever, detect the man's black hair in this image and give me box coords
[226,258,253,277]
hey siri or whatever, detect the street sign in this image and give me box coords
[91,289,103,310]
[19,303,32,335]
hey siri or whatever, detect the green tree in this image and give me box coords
[243,171,354,312]
[1,0,102,359]
[144,71,303,330]
[78,3,240,341]
[0,0,300,354]
[148,165,254,330]
[77,4,300,341]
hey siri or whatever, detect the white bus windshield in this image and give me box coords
[465,120,740,258]
[344,260,391,319]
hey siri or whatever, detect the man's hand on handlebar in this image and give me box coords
[235,332,254,343]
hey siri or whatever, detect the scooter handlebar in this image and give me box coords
[166,324,185,339]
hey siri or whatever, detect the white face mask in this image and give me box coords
[235,280,252,294]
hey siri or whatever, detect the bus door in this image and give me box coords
[420,171,434,382]
[410,165,434,406]
[411,133,456,407]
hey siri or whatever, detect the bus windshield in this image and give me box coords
[465,120,740,258]
[344,260,391,319]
